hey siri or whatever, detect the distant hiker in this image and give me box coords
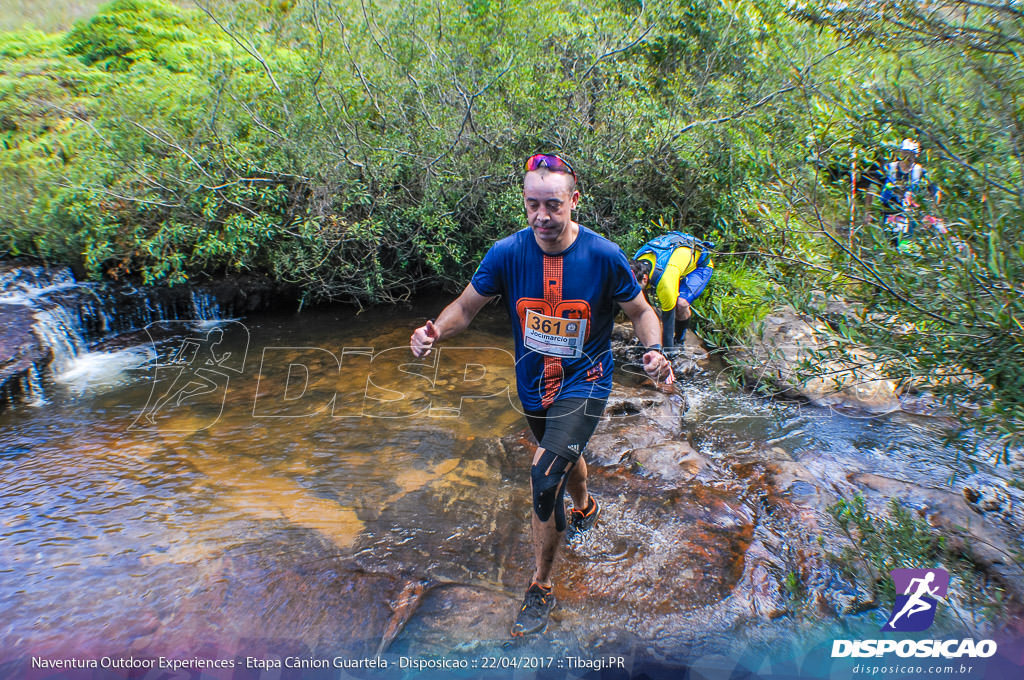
[630,231,714,350]
[410,153,672,637]
[878,139,942,243]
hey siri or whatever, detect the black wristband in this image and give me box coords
[644,343,663,353]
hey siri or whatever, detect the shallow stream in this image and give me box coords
[1,300,1020,674]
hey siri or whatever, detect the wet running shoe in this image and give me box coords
[510,582,555,636]
[568,495,600,534]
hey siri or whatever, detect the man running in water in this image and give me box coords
[410,154,672,636]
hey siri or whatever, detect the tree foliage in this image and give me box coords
[0,0,1020,447]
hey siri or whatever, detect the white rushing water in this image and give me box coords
[0,266,78,306]
[54,347,157,396]
[1,265,231,407]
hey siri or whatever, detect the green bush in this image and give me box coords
[699,259,772,348]
[3,0,779,297]
[63,0,217,72]
[828,494,945,604]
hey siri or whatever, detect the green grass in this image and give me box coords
[698,259,773,348]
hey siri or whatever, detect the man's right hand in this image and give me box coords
[642,349,674,386]
[410,320,440,357]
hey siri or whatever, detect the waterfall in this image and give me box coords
[0,363,46,408]
[0,266,78,305]
[31,304,88,373]
[191,289,223,321]
[0,264,234,407]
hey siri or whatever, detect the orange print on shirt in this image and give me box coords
[515,299,592,338]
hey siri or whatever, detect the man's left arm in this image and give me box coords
[618,293,674,385]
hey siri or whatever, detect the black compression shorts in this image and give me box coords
[524,396,607,462]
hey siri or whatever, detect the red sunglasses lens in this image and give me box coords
[525,154,575,178]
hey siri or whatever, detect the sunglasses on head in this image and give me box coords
[524,154,576,180]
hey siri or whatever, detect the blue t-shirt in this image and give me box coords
[470,226,641,411]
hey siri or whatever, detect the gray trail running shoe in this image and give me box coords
[568,494,601,535]
[510,582,555,636]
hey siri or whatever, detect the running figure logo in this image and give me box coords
[882,568,950,632]
[131,321,249,432]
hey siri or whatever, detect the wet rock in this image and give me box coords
[900,363,989,396]
[736,305,902,412]
[377,577,434,654]
[899,391,954,417]
[667,331,712,376]
[741,560,789,619]
[815,573,876,616]
[0,304,49,403]
[556,470,756,617]
[851,472,1024,596]
[612,322,634,344]
[603,385,683,427]
[160,436,366,550]
[625,440,710,483]
[354,437,531,587]
[586,385,685,468]
[187,542,407,658]
[391,433,756,646]
[721,454,886,623]
[613,322,713,378]
[394,584,515,654]
[767,460,839,513]
[962,473,1024,524]
[3,529,409,663]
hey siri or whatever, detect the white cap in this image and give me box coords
[899,138,920,154]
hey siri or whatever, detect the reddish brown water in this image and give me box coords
[0,301,1016,675]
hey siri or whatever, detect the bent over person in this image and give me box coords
[630,231,714,349]
[410,154,672,636]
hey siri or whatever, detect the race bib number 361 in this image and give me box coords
[524,309,587,358]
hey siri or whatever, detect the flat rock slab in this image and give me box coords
[3,529,408,664]
[389,468,757,652]
[394,584,516,654]
[556,469,755,615]
[492,429,756,625]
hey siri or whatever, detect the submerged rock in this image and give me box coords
[586,385,685,468]
[394,584,516,654]
[961,473,1024,525]
[625,440,710,482]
